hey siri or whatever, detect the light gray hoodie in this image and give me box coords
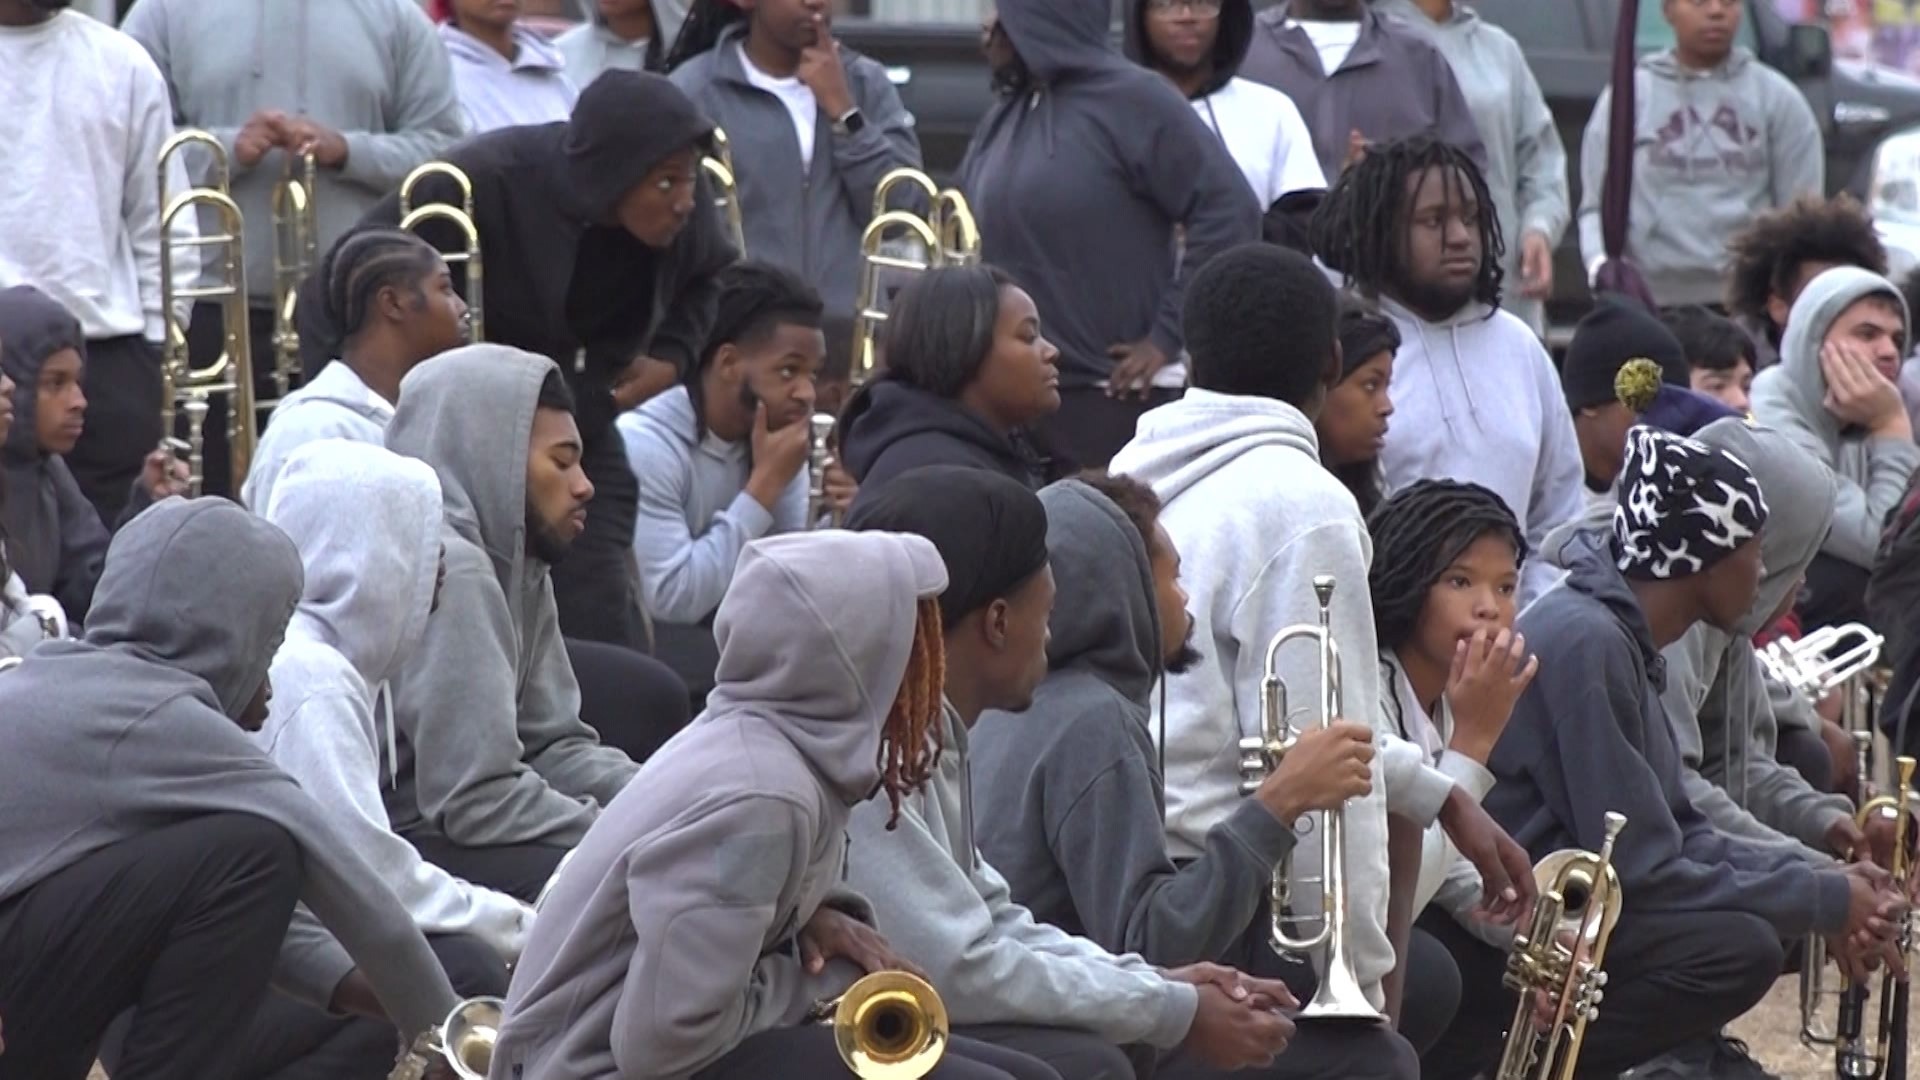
[1654,420,1854,864]
[385,345,637,850]
[620,385,809,627]
[260,440,533,964]
[492,530,948,1080]
[122,0,466,301]
[440,21,578,135]
[242,359,394,512]
[1577,47,1824,307]
[1751,266,1920,569]
[0,497,457,1037]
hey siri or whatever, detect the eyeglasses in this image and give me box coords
[1146,0,1224,14]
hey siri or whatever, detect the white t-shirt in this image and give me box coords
[1293,19,1362,75]
[738,44,818,170]
[1192,77,1326,211]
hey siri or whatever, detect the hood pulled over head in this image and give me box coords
[704,531,948,804]
[1038,478,1161,701]
[264,440,444,685]
[996,0,1128,83]
[1123,0,1252,99]
[564,70,716,221]
[0,285,85,464]
[83,498,303,720]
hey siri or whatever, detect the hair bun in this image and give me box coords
[1615,357,1664,413]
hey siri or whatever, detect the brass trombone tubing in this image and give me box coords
[849,210,941,387]
[704,127,747,255]
[398,162,485,344]
[159,186,254,497]
[269,150,318,407]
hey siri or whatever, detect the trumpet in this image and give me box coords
[268,149,318,411]
[809,970,949,1080]
[1827,755,1916,1080]
[159,130,254,498]
[704,127,746,255]
[1497,812,1627,1080]
[1236,575,1380,1021]
[1758,623,1884,701]
[399,163,485,343]
[808,412,840,528]
[387,997,503,1080]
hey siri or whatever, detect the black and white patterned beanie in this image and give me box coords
[1612,426,1768,580]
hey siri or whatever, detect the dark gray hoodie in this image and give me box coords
[492,531,948,1080]
[384,345,638,850]
[970,478,1296,966]
[0,498,458,1036]
[1487,530,1848,937]
[955,0,1261,388]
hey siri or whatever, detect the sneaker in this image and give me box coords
[1706,1036,1782,1080]
[1626,1038,1715,1080]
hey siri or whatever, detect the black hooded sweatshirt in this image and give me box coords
[837,381,1057,515]
[956,0,1261,389]
[1121,0,1251,101]
[297,71,735,444]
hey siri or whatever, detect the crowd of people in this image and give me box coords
[5,0,1920,1077]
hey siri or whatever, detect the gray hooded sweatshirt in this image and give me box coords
[969,479,1298,967]
[122,0,466,301]
[0,498,457,1036]
[1577,47,1824,307]
[1751,267,1920,569]
[384,345,637,850]
[1654,420,1853,863]
[669,23,923,320]
[492,531,948,1080]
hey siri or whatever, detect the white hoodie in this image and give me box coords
[258,439,532,963]
[1112,389,1455,1009]
[242,360,395,512]
[1376,298,1585,606]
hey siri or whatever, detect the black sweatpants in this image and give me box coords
[1416,906,1782,1080]
[1036,386,1182,473]
[0,813,302,1080]
[1776,722,1836,794]
[954,1023,1148,1080]
[693,1024,1064,1080]
[567,635,692,764]
[1154,1014,1420,1080]
[66,334,165,528]
[99,933,507,1080]
[551,427,644,650]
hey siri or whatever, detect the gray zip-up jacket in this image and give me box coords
[384,346,638,850]
[670,25,920,318]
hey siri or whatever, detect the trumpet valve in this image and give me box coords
[1235,734,1275,797]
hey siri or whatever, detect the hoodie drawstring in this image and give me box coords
[379,682,399,791]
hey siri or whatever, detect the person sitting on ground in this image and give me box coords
[1315,293,1398,516]
[1660,305,1758,415]
[1559,298,1692,500]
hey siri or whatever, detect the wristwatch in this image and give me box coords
[833,108,867,136]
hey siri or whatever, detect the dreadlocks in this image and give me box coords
[1309,135,1505,312]
[877,597,948,830]
[664,0,748,72]
[1366,479,1526,651]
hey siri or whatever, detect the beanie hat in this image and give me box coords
[1612,426,1768,580]
[1564,298,1691,412]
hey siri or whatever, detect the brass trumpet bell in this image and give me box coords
[819,971,949,1080]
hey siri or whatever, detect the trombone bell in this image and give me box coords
[817,971,949,1080]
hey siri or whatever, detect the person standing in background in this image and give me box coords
[122,0,465,499]
[0,0,196,528]
[432,0,579,133]
[667,0,921,347]
[1123,0,1327,213]
[1577,0,1822,309]
[960,0,1260,471]
[558,0,684,82]
[1375,0,1568,340]
[1236,0,1485,183]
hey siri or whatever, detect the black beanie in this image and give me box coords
[846,466,1051,629]
[563,71,716,220]
[1562,298,1690,412]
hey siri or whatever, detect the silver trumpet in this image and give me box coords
[1237,575,1381,1021]
[387,997,502,1080]
[808,413,840,528]
[1758,623,1883,701]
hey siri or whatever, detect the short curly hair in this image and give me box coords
[1184,244,1336,407]
[1725,194,1886,341]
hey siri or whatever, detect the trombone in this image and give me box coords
[848,170,982,385]
[704,127,746,255]
[267,149,318,412]
[399,163,485,343]
[1497,812,1628,1080]
[1236,575,1381,1021]
[387,996,502,1080]
[809,970,948,1079]
[159,130,254,498]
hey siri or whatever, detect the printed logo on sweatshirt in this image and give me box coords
[1647,102,1767,177]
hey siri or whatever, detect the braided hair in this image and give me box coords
[665,0,748,71]
[322,228,445,345]
[877,597,949,829]
[1309,136,1505,312]
[688,261,825,438]
[1366,479,1527,651]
